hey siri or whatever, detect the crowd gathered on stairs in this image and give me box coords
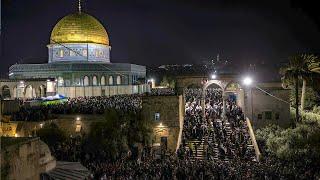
[178,88,255,163]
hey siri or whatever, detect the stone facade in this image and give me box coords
[141,95,184,152]
[245,83,291,129]
[1,115,105,137]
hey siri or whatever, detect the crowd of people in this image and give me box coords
[10,95,142,121]
[9,89,318,179]
[178,88,257,174]
[150,88,175,96]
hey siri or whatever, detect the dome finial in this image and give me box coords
[78,0,82,13]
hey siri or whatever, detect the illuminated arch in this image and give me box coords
[109,76,113,85]
[25,85,34,98]
[83,76,89,86]
[116,75,121,85]
[101,76,106,86]
[92,76,98,86]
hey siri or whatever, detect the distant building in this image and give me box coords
[1,4,148,99]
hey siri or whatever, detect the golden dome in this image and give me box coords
[50,12,109,45]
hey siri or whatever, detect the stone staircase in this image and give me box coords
[185,139,205,161]
[182,118,257,162]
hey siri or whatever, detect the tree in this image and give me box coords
[299,54,319,110]
[83,108,152,160]
[160,76,170,87]
[160,75,176,88]
[280,56,304,126]
[37,122,67,148]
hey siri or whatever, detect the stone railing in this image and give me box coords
[246,117,262,161]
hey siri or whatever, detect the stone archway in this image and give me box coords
[38,85,46,97]
[1,85,11,99]
[224,81,245,110]
[202,79,231,118]
[25,85,34,98]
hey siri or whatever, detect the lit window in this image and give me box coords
[83,76,89,86]
[117,76,121,85]
[59,50,64,57]
[92,76,98,86]
[75,124,81,132]
[109,76,113,85]
[101,76,106,86]
[58,77,64,86]
[155,113,160,121]
[95,50,99,57]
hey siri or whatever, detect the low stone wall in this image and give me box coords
[2,114,106,137]
[246,117,262,161]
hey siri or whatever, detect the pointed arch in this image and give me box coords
[101,76,106,86]
[83,76,89,86]
[109,76,113,85]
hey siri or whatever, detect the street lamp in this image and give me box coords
[243,76,253,86]
[242,76,253,121]
[76,117,81,121]
[211,74,217,79]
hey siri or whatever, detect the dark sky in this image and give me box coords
[1,0,320,78]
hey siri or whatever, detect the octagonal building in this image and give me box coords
[7,8,148,98]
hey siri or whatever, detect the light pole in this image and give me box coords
[243,76,253,120]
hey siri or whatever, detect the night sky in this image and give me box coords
[1,0,320,78]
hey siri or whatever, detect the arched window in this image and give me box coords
[101,76,106,86]
[109,76,113,85]
[57,77,64,86]
[1,85,11,99]
[92,76,98,86]
[95,50,99,57]
[83,76,89,86]
[25,85,33,98]
[59,49,64,57]
[116,75,121,85]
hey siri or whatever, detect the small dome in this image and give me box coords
[50,12,109,45]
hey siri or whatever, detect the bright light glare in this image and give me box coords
[243,77,253,86]
[76,117,81,121]
[211,74,217,79]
